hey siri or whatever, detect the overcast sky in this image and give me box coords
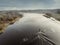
[0,0,60,10]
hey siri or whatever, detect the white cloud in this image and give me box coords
[0,7,20,10]
[0,0,60,10]
[51,0,60,9]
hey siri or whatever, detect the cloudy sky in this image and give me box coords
[0,0,60,10]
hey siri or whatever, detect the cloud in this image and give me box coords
[53,0,60,9]
[0,0,60,10]
[47,0,60,9]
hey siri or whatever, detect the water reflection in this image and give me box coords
[0,13,60,45]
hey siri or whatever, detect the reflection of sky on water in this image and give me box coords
[0,13,60,45]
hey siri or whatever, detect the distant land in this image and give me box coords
[0,9,60,20]
[0,9,60,13]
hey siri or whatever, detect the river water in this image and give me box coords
[0,13,60,45]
